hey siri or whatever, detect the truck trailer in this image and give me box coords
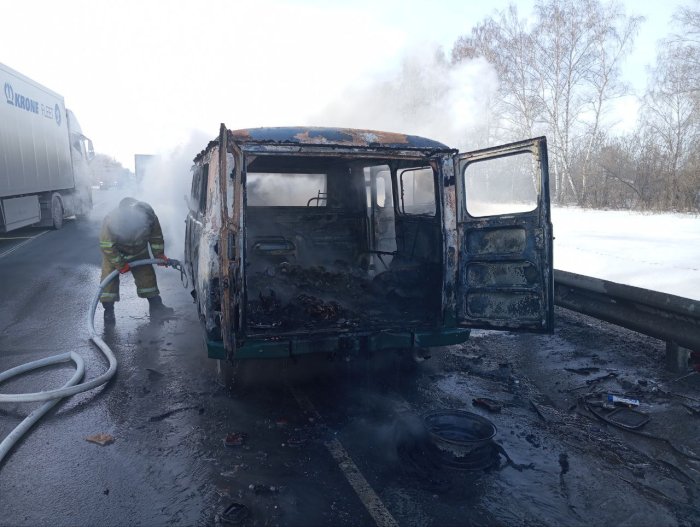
[0,62,94,232]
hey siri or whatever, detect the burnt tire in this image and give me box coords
[51,194,64,230]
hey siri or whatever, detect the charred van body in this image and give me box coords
[185,126,554,370]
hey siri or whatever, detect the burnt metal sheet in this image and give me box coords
[228,127,451,151]
[440,157,459,325]
[467,262,539,288]
[467,227,527,256]
[466,291,543,320]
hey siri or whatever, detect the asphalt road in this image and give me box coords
[1,199,699,527]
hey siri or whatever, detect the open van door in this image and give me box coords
[455,137,553,332]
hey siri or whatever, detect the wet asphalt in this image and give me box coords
[1,192,699,527]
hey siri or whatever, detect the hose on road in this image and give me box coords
[0,258,185,466]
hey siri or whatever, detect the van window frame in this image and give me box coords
[396,165,438,218]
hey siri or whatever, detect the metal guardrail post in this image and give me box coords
[665,341,687,373]
[553,270,699,372]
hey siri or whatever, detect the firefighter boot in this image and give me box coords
[103,302,116,325]
[148,295,174,318]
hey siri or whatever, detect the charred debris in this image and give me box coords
[244,150,443,336]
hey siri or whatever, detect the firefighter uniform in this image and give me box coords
[99,199,166,304]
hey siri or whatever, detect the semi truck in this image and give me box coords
[0,62,94,232]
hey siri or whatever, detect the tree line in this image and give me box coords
[452,0,700,211]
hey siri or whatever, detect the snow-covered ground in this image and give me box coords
[552,207,700,301]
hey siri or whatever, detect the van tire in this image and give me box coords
[51,194,64,230]
[217,358,257,393]
[217,358,238,391]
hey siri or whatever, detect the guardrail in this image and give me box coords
[553,270,700,371]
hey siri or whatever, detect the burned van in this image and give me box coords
[185,126,553,374]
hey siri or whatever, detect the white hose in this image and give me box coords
[0,258,183,465]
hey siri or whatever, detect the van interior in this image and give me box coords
[244,154,443,336]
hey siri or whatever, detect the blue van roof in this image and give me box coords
[228,127,451,151]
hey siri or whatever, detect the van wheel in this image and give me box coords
[217,358,243,392]
[51,195,64,230]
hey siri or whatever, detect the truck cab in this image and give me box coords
[185,126,553,371]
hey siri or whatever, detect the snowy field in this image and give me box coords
[552,207,700,301]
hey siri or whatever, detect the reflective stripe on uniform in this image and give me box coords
[137,287,159,294]
[150,244,164,250]
[100,292,119,301]
[125,252,149,261]
[99,241,115,248]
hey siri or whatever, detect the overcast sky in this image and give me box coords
[0,0,695,170]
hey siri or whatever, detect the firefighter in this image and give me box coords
[99,197,174,323]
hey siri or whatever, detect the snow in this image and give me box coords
[552,207,700,301]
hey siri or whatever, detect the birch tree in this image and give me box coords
[452,0,640,205]
[641,4,700,210]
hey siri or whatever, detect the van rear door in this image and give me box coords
[454,137,553,332]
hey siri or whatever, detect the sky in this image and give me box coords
[0,0,696,171]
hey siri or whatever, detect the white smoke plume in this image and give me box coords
[308,43,499,150]
[136,130,212,260]
[90,46,498,263]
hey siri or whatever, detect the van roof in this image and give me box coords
[227,127,451,151]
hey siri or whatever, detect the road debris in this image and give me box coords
[606,394,640,407]
[146,368,164,379]
[248,483,278,495]
[223,432,248,447]
[472,397,503,413]
[529,400,549,422]
[219,502,250,525]
[85,433,114,446]
[682,403,700,416]
[149,406,198,422]
[564,367,600,375]
[568,371,619,391]
[605,407,650,429]
[669,370,698,383]
[283,430,309,448]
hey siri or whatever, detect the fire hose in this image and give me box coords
[0,258,185,466]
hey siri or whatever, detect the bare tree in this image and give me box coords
[452,5,542,143]
[641,5,700,211]
[578,5,642,206]
[452,0,640,206]
[531,0,641,204]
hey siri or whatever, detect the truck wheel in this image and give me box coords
[51,195,64,230]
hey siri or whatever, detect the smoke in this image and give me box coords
[137,130,212,260]
[90,45,499,261]
[308,43,499,150]
[247,173,326,206]
[108,202,151,244]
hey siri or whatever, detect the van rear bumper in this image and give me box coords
[206,328,471,360]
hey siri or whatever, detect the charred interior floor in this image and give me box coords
[245,154,442,335]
